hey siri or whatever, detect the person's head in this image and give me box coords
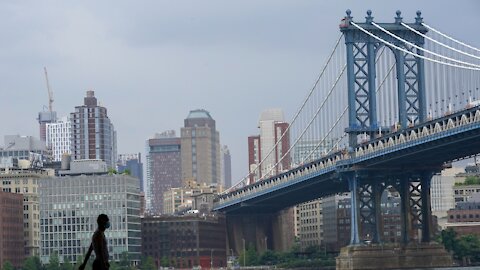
[97,214,110,231]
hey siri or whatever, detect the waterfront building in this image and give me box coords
[145,131,182,215]
[446,193,480,236]
[46,116,72,162]
[0,165,52,257]
[141,214,226,269]
[117,153,143,191]
[70,90,117,168]
[248,108,290,184]
[39,166,141,264]
[430,167,463,228]
[297,199,323,249]
[181,109,221,186]
[0,191,25,268]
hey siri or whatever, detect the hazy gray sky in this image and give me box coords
[1,1,479,183]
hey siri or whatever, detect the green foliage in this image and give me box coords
[438,229,480,264]
[118,252,133,270]
[259,250,278,265]
[60,257,73,270]
[455,176,480,186]
[238,243,259,266]
[160,257,170,267]
[2,261,14,270]
[139,256,155,270]
[122,169,131,176]
[108,169,118,175]
[47,253,60,270]
[23,256,43,270]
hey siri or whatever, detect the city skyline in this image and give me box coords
[1,1,479,185]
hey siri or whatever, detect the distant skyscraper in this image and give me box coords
[181,109,221,185]
[38,110,57,143]
[46,116,71,161]
[220,145,232,188]
[146,131,182,215]
[0,191,24,268]
[70,90,117,168]
[117,153,144,191]
[248,109,290,183]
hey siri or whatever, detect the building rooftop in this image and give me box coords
[186,109,212,120]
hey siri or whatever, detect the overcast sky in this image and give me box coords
[1,1,479,183]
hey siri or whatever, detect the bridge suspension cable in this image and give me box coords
[350,21,480,71]
[422,22,480,53]
[400,22,480,61]
[371,22,480,69]
[225,34,344,193]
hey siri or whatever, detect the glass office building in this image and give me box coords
[39,174,141,264]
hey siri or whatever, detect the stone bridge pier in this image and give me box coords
[226,208,295,255]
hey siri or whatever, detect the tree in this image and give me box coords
[239,243,259,266]
[160,257,170,267]
[122,169,131,176]
[118,252,133,270]
[60,257,73,270]
[259,250,278,265]
[140,256,155,270]
[23,256,43,270]
[47,253,60,270]
[455,234,480,264]
[2,261,14,270]
[439,228,457,252]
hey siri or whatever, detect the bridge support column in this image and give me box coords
[420,172,433,242]
[399,176,412,244]
[348,174,361,245]
[371,181,382,244]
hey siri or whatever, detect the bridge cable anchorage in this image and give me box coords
[350,21,480,71]
[422,22,480,54]
[300,46,393,164]
[371,22,480,69]
[223,33,344,194]
[401,22,480,61]
[261,63,347,180]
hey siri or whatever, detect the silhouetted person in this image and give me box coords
[79,214,110,270]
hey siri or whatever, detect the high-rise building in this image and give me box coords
[146,131,182,215]
[70,90,117,168]
[0,165,53,257]
[0,135,49,160]
[117,153,143,191]
[181,109,221,185]
[38,110,57,143]
[220,145,232,188]
[248,109,290,183]
[0,191,25,268]
[46,116,72,162]
[39,168,141,264]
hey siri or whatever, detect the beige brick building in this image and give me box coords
[0,167,52,256]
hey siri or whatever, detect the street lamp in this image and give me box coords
[264,236,268,251]
[210,249,214,270]
[242,238,246,267]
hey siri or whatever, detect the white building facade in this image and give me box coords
[46,116,72,162]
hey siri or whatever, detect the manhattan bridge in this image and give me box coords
[214,10,480,269]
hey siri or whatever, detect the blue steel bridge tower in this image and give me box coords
[339,10,434,246]
[342,9,428,148]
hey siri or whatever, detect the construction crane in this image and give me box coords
[44,67,54,112]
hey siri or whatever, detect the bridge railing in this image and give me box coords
[216,105,480,209]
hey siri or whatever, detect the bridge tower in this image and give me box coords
[341,9,428,147]
[336,10,452,269]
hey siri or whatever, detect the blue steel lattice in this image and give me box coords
[341,10,427,146]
